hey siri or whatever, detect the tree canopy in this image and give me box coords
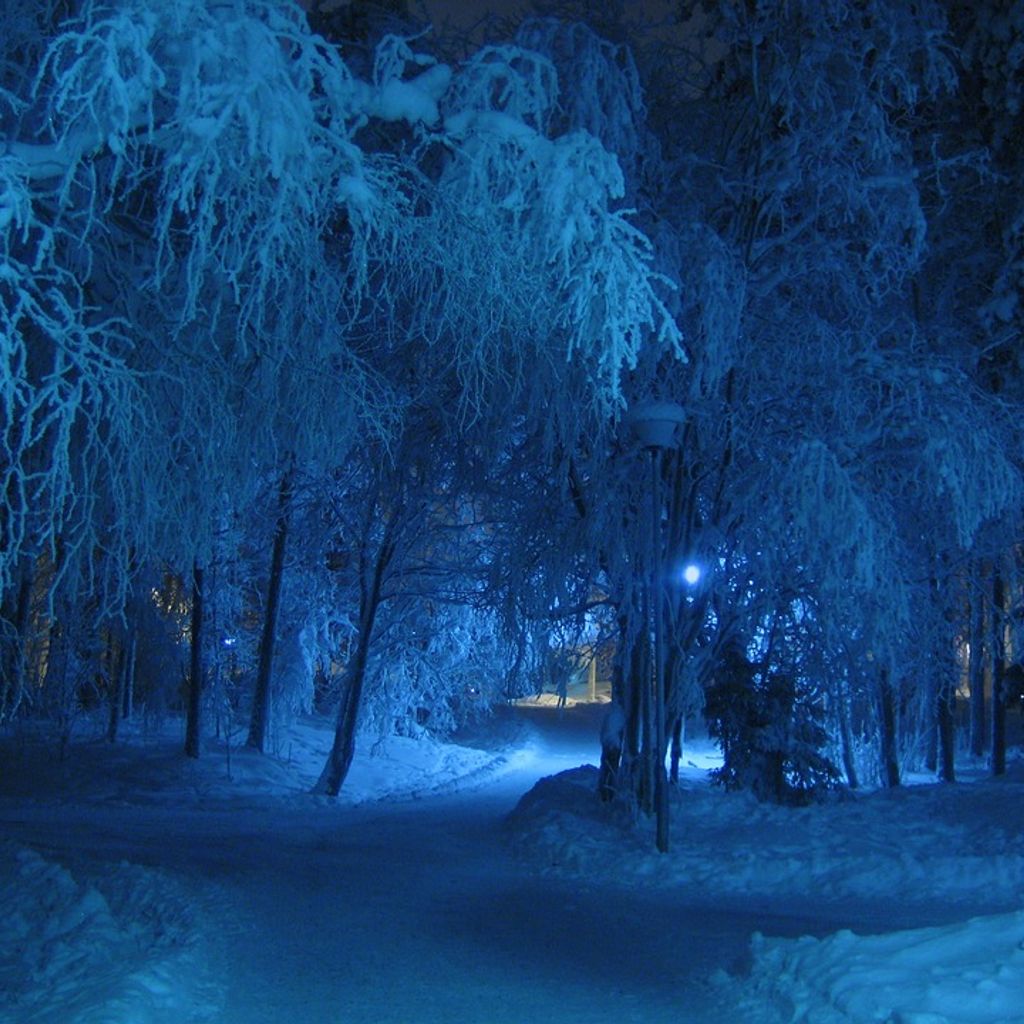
[2,0,1022,801]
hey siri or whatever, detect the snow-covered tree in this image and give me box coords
[508,0,1024,801]
[2,2,678,756]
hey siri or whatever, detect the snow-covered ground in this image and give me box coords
[1,698,1022,1023]
[508,717,1024,1024]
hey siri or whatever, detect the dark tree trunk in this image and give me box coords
[626,631,645,761]
[247,472,293,753]
[185,562,205,759]
[991,568,1007,777]
[122,627,137,720]
[1,559,34,721]
[628,615,655,815]
[598,700,626,802]
[936,675,956,783]
[313,632,371,796]
[969,582,986,758]
[313,527,393,797]
[313,628,372,798]
[639,602,654,816]
[106,629,125,743]
[105,582,137,744]
[878,668,901,788]
[614,623,646,805]
[924,679,938,774]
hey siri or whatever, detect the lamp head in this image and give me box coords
[625,400,686,449]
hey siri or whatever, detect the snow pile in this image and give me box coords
[721,910,1024,1024]
[0,713,517,1024]
[508,752,1024,1023]
[508,759,1024,908]
[330,728,510,803]
[0,844,220,1024]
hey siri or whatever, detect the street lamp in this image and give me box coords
[626,399,685,854]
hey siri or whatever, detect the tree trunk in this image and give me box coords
[106,629,125,743]
[878,668,900,788]
[1,559,34,722]
[313,633,371,796]
[247,472,292,753]
[650,448,669,854]
[924,678,938,774]
[936,675,955,783]
[638,606,654,816]
[105,582,137,744]
[615,623,646,806]
[665,644,685,786]
[122,626,137,720]
[991,567,1007,777]
[625,630,645,761]
[969,581,986,758]
[185,562,204,759]
[313,527,393,797]
[598,700,626,801]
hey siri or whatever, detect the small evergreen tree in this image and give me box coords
[704,645,840,805]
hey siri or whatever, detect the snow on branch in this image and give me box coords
[37,0,164,178]
[514,18,646,173]
[914,370,1024,550]
[440,42,681,409]
[698,0,957,317]
[444,43,559,137]
[368,33,452,125]
[671,222,746,396]
[0,194,151,603]
[0,155,31,235]
[32,0,412,340]
[769,438,900,603]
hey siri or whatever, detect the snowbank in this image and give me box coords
[507,752,1024,1023]
[4,707,1023,1024]
[0,714,513,1023]
[0,843,220,1024]
[508,759,1024,908]
[719,910,1024,1024]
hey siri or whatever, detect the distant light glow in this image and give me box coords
[682,564,701,585]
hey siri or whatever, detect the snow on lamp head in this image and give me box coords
[625,399,686,449]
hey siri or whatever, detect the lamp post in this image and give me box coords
[626,399,685,854]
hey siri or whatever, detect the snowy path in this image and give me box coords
[1,791,771,1024]
[196,781,845,1022]
[0,706,812,1023]
[3,704,1022,1023]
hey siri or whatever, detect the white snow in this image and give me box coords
[720,910,1024,1024]
[510,756,1024,908]
[0,842,219,1023]
[370,64,452,124]
[508,727,1024,1024]
[1,700,1022,1023]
